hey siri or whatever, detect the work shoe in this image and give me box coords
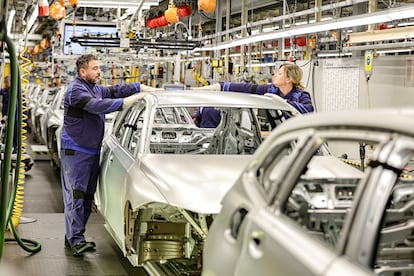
[64,237,70,249]
[71,241,96,256]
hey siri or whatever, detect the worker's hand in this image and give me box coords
[192,83,221,91]
[140,84,163,92]
[123,92,147,108]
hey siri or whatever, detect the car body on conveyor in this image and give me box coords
[96,90,299,275]
[203,108,414,276]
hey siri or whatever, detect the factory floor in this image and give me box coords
[1,142,148,275]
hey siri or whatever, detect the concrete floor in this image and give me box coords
[1,155,148,276]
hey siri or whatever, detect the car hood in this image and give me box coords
[139,154,252,214]
[304,155,365,179]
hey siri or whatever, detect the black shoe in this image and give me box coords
[71,241,96,256]
[64,237,70,249]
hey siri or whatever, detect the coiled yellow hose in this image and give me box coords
[10,46,31,228]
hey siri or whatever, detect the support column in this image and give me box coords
[240,0,248,70]
[214,0,224,81]
[174,54,181,83]
[368,0,377,32]
[224,0,231,76]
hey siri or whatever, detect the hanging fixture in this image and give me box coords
[165,0,179,24]
[198,0,216,13]
[38,0,49,17]
[58,0,78,8]
[50,2,66,20]
[146,6,192,29]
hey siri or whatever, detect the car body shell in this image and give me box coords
[96,91,299,273]
[27,84,42,132]
[33,87,61,144]
[39,86,65,148]
[203,108,414,276]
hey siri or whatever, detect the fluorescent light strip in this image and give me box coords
[78,0,157,9]
[398,21,414,27]
[245,62,277,68]
[224,49,289,58]
[197,5,414,51]
[27,5,39,34]
[376,49,414,54]
[7,9,15,36]
[318,52,352,57]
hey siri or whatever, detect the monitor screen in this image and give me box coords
[62,23,117,55]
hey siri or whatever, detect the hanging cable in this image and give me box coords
[0,19,41,259]
[8,46,31,228]
[5,68,41,254]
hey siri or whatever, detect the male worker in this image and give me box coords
[61,54,154,256]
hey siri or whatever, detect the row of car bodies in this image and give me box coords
[26,84,65,168]
[26,85,414,276]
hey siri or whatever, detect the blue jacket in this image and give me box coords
[220,82,314,114]
[195,107,221,128]
[0,88,9,116]
[61,76,140,154]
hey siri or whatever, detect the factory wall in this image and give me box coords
[311,55,414,112]
[310,55,414,160]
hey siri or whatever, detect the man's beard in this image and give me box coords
[85,75,99,84]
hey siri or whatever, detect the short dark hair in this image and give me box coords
[76,54,98,73]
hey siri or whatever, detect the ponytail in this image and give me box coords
[281,64,306,90]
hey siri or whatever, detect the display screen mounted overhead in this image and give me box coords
[62,22,117,55]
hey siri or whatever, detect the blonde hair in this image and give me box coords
[280,64,305,90]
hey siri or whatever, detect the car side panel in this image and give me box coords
[233,211,337,276]
[99,138,133,247]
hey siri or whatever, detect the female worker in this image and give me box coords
[195,63,314,114]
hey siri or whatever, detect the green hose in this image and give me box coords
[0,34,41,260]
[0,33,19,259]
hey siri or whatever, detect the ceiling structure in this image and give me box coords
[3,0,414,53]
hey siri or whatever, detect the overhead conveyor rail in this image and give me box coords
[71,36,201,51]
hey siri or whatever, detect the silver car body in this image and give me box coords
[33,87,61,144]
[42,86,65,167]
[96,91,299,274]
[27,84,42,131]
[40,86,65,147]
[203,109,414,276]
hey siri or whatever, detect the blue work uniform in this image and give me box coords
[195,107,221,128]
[61,76,141,247]
[0,87,10,117]
[220,82,314,114]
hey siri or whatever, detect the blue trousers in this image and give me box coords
[60,149,100,247]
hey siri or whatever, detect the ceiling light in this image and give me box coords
[343,41,414,51]
[196,5,414,51]
[7,9,15,36]
[78,0,160,9]
[398,21,414,27]
[376,48,414,54]
[318,52,352,57]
